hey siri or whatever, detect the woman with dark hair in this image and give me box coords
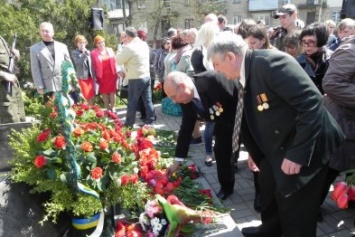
[237,18,257,39]
[297,22,332,94]
[246,25,274,50]
[171,35,194,76]
[283,30,302,58]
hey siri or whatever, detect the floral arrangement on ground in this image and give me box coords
[9,61,226,236]
[9,101,225,236]
[331,170,355,209]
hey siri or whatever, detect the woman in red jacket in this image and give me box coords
[91,35,118,111]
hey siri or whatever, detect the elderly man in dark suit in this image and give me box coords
[208,32,344,237]
[165,70,238,200]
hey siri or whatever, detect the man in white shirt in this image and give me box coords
[116,27,155,127]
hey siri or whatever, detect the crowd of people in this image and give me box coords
[1,3,355,237]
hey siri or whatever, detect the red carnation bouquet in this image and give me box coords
[9,103,154,222]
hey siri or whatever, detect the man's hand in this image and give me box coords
[11,48,20,59]
[247,155,259,172]
[37,88,45,94]
[1,71,17,83]
[281,158,301,175]
[118,71,125,78]
[166,160,182,178]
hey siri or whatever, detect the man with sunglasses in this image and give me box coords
[164,70,238,201]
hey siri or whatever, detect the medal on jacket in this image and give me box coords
[209,102,223,120]
[260,93,269,110]
[256,94,270,111]
[256,95,263,111]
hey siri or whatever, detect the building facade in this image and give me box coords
[104,0,343,42]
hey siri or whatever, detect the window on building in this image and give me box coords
[253,14,270,26]
[163,0,170,8]
[185,18,194,29]
[332,11,341,23]
[233,15,242,24]
[233,0,242,3]
[112,23,125,36]
[115,0,122,9]
[306,11,316,25]
[107,0,125,10]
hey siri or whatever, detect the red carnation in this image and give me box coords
[34,155,46,168]
[80,103,90,111]
[91,167,103,179]
[76,109,84,117]
[81,141,93,152]
[138,139,153,151]
[96,110,104,118]
[54,135,66,149]
[37,129,51,142]
[130,174,138,184]
[50,111,58,118]
[112,152,122,164]
[121,174,130,186]
[102,131,111,141]
[99,140,109,150]
[73,127,84,137]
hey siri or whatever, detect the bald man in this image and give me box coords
[165,70,238,200]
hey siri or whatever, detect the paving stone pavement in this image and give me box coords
[120,103,355,237]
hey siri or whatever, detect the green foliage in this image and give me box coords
[113,180,152,212]
[346,169,355,186]
[8,126,102,223]
[0,0,117,81]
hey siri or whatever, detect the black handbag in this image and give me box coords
[118,77,128,99]
[119,85,128,99]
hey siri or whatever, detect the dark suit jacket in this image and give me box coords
[241,49,345,196]
[175,70,238,158]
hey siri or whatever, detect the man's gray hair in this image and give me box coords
[208,31,247,59]
[125,26,137,38]
[39,22,54,32]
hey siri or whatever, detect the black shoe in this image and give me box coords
[241,226,281,237]
[254,193,261,213]
[190,136,202,145]
[216,190,233,200]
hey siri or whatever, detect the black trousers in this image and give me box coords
[258,158,327,237]
[213,123,235,194]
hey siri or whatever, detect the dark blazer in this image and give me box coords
[175,70,238,158]
[241,49,345,196]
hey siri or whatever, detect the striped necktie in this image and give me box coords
[232,81,244,153]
